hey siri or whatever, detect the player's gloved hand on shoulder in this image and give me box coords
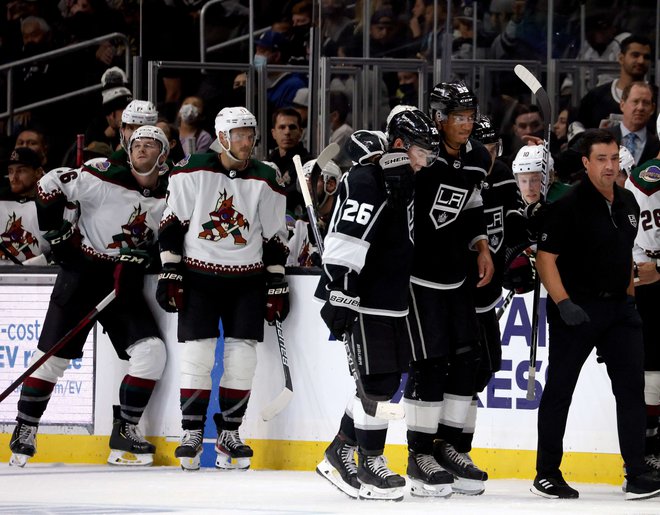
[320,290,360,340]
[557,298,590,326]
[380,151,414,209]
[44,220,82,269]
[113,247,151,295]
[156,261,184,312]
[265,273,290,325]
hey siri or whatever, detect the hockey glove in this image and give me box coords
[523,200,546,241]
[44,220,82,269]
[380,151,414,209]
[320,290,360,340]
[557,298,590,326]
[113,248,151,296]
[156,263,184,313]
[265,274,290,325]
[502,254,536,294]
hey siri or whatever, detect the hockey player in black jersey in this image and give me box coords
[315,112,439,501]
[9,126,171,468]
[404,81,494,497]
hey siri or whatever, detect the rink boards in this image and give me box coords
[0,271,626,483]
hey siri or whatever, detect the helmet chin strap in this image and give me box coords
[219,135,252,167]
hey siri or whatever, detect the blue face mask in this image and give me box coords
[253,54,268,67]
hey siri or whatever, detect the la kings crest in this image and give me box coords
[429,184,468,229]
[485,206,504,253]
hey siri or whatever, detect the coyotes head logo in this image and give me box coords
[107,205,154,249]
[199,190,250,245]
[1,213,38,260]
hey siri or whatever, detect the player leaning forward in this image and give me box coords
[157,107,290,470]
[9,126,171,467]
[316,111,439,501]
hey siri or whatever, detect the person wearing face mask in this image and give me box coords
[177,96,213,155]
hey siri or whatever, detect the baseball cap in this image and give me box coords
[8,147,42,168]
[371,8,394,25]
[255,30,287,51]
[292,88,309,108]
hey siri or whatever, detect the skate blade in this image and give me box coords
[316,458,359,499]
[107,450,153,466]
[215,451,250,470]
[452,477,485,496]
[408,477,453,498]
[179,455,201,471]
[358,484,404,501]
[9,453,29,468]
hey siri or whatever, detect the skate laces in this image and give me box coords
[124,422,148,444]
[182,429,203,448]
[366,455,397,478]
[416,453,444,475]
[339,444,358,474]
[645,454,660,470]
[13,424,36,447]
[221,429,245,450]
[445,443,472,468]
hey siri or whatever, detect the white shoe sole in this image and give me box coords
[107,450,154,466]
[358,483,404,501]
[316,458,359,499]
[624,487,660,501]
[408,476,453,498]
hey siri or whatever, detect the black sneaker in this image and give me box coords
[625,469,660,501]
[531,476,579,499]
[316,435,360,498]
[644,454,660,473]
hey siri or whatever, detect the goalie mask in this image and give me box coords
[387,109,439,167]
[345,130,387,166]
[120,100,159,151]
[429,80,479,124]
[215,106,258,163]
[127,125,170,177]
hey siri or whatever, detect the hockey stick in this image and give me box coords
[496,289,515,322]
[0,289,116,403]
[260,320,293,421]
[514,64,552,402]
[0,241,23,265]
[293,153,404,420]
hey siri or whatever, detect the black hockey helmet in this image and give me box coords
[344,129,387,165]
[387,109,439,153]
[472,116,499,144]
[429,80,479,123]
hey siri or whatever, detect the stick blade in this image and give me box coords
[513,65,542,94]
[260,387,294,421]
[316,142,340,170]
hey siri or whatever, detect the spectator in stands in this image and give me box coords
[503,103,544,164]
[394,71,419,107]
[289,0,313,61]
[416,0,452,61]
[267,107,313,218]
[328,91,353,169]
[606,82,658,166]
[320,0,354,56]
[577,35,653,130]
[156,119,186,164]
[291,87,309,131]
[14,127,49,168]
[86,67,133,152]
[341,7,414,59]
[177,96,213,155]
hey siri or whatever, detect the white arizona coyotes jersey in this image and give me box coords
[37,160,167,259]
[0,192,50,264]
[162,154,289,276]
[625,158,660,263]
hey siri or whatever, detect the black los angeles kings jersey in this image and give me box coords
[413,138,490,288]
[315,161,414,316]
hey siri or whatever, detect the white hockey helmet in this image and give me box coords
[303,158,342,182]
[122,100,159,125]
[127,125,170,177]
[512,144,554,174]
[214,106,258,162]
[618,145,635,176]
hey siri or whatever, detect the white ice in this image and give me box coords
[0,465,658,514]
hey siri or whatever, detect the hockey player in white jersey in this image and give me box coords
[315,112,439,501]
[157,107,289,471]
[9,126,170,467]
[625,115,660,473]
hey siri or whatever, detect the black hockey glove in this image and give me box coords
[557,298,590,326]
[113,248,151,296]
[156,262,184,313]
[265,274,290,325]
[523,200,547,242]
[380,151,414,209]
[320,290,360,340]
[44,220,82,269]
[502,254,536,294]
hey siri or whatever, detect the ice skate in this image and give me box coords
[9,421,37,468]
[407,451,453,498]
[215,428,253,470]
[435,441,486,495]
[175,429,204,471]
[316,435,360,499]
[107,406,155,466]
[357,452,405,501]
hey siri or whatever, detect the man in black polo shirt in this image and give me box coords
[532,129,660,500]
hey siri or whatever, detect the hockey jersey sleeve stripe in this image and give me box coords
[323,232,370,273]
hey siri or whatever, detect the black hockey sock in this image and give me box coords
[355,426,388,455]
[339,412,357,445]
[218,387,251,431]
[407,429,435,455]
[180,388,211,430]
[119,375,156,424]
[16,377,55,426]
